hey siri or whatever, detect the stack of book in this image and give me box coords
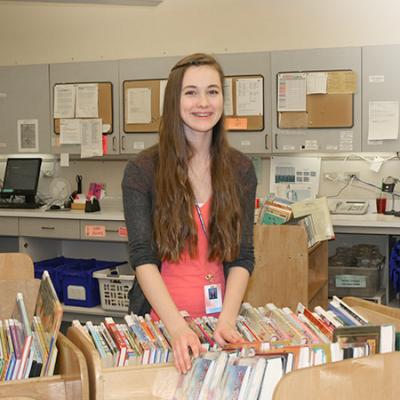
[258,197,293,225]
[258,196,334,248]
[80,296,396,380]
[0,271,63,381]
[168,296,396,399]
[72,314,173,368]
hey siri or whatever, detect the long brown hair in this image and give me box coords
[154,53,242,262]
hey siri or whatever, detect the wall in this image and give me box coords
[1,0,400,65]
[1,0,400,205]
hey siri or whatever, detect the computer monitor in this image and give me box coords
[1,158,42,204]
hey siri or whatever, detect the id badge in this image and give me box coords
[204,284,222,314]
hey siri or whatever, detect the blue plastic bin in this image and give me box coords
[34,257,82,301]
[61,259,126,307]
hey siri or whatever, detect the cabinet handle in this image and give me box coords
[112,136,117,152]
[105,229,118,233]
[265,134,268,150]
[122,136,126,151]
[41,226,55,230]
[275,133,278,150]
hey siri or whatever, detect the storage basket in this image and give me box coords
[93,263,135,311]
[34,256,82,301]
[62,259,126,307]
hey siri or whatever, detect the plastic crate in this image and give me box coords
[61,259,126,307]
[34,257,82,301]
[93,263,135,311]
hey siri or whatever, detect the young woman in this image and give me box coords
[122,53,257,373]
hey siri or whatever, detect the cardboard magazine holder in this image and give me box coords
[0,253,89,400]
[67,326,176,400]
[273,297,400,400]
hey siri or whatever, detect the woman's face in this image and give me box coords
[180,65,223,138]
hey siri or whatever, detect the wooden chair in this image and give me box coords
[0,252,34,280]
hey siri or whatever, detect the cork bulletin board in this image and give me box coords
[54,82,113,134]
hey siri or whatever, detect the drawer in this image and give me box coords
[0,217,18,236]
[19,218,80,239]
[80,220,127,242]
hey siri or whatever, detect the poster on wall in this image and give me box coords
[17,119,39,152]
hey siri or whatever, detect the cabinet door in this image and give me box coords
[216,52,271,154]
[119,56,180,154]
[19,218,80,239]
[0,216,18,236]
[80,220,127,242]
[271,47,362,153]
[50,60,119,155]
[362,45,400,152]
[0,64,50,154]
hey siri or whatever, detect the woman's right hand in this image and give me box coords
[170,323,205,374]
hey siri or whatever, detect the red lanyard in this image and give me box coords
[194,203,208,240]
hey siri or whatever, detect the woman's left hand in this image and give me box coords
[213,318,244,346]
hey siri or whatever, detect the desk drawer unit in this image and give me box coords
[0,217,18,236]
[80,220,128,242]
[19,218,80,239]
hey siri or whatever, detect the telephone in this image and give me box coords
[331,200,369,215]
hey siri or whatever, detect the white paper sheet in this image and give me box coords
[17,119,39,152]
[270,156,321,201]
[159,80,168,115]
[127,88,152,124]
[76,83,98,118]
[277,73,307,112]
[368,101,399,140]
[223,78,234,116]
[60,153,70,167]
[236,77,263,116]
[80,119,103,158]
[306,72,328,94]
[54,84,76,118]
[60,119,82,144]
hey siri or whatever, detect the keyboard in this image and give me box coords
[0,201,41,209]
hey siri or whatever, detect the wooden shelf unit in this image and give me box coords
[67,326,176,400]
[244,224,328,310]
[66,297,400,400]
[273,297,400,400]
[0,332,89,400]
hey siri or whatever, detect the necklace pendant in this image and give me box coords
[205,273,214,282]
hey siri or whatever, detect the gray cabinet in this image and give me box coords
[216,52,271,154]
[362,45,400,152]
[50,60,120,155]
[0,64,51,154]
[118,56,179,154]
[271,47,362,153]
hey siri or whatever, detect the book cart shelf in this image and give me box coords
[245,224,328,310]
[67,297,400,400]
[0,252,89,400]
[0,333,89,399]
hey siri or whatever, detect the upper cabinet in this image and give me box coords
[362,45,400,152]
[49,60,120,155]
[271,47,362,153]
[216,52,271,154]
[0,64,51,154]
[118,56,179,154]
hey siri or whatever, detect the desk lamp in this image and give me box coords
[382,176,400,216]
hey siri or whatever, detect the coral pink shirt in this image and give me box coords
[151,198,225,319]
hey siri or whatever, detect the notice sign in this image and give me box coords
[336,274,367,288]
[85,225,106,238]
[118,226,128,238]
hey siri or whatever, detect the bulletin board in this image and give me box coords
[53,82,113,134]
[277,70,356,129]
[123,79,162,133]
[223,74,264,132]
